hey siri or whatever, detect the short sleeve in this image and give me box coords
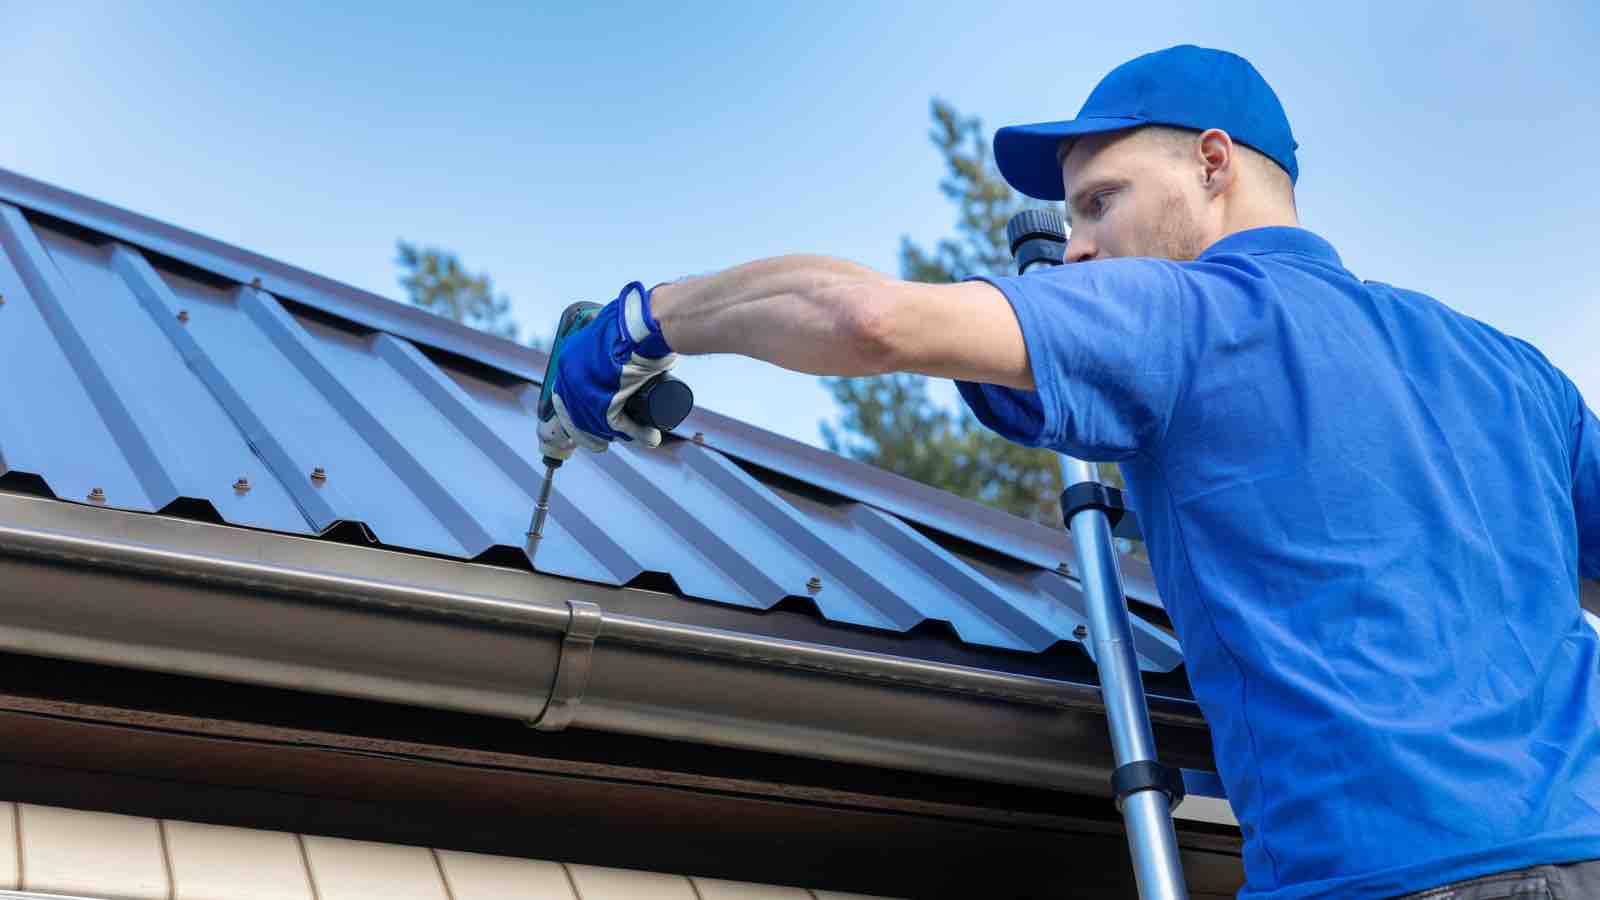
[1571,387,1600,579]
[955,257,1190,461]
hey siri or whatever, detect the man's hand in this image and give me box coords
[537,281,678,459]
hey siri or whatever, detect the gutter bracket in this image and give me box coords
[528,598,603,731]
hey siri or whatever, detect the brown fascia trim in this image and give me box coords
[0,492,1212,799]
[0,706,1244,898]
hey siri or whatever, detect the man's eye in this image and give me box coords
[1077,192,1109,221]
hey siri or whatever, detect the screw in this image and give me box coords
[87,487,105,502]
[250,277,262,289]
[176,309,189,323]
[692,431,705,444]
[1073,624,1089,640]
[310,466,327,482]
[1056,562,1072,577]
[233,477,251,492]
[806,576,823,594]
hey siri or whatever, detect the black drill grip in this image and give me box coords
[623,372,694,431]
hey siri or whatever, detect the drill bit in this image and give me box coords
[527,457,561,541]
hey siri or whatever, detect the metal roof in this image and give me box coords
[0,167,1181,673]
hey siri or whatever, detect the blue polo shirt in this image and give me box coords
[958,227,1600,899]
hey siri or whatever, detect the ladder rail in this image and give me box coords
[1062,451,1189,900]
[1010,209,1195,898]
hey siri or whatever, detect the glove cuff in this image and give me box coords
[620,281,674,358]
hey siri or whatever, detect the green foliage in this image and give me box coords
[896,97,1036,283]
[395,240,521,342]
[822,97,1130,528]
[820,372,1070,525]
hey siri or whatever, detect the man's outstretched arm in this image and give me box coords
[650,255,1034,390]
[540,251,1195,461]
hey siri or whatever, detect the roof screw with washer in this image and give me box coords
[233,477,251,493]
[310,467,328,483]
[176,309,189,323]
[87,487,106,503]
[806,576,823,594]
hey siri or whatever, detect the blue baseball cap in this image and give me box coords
[994,45,1299,201]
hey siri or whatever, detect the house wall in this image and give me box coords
[0,802,895,900]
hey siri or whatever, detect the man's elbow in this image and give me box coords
[828,280,910,375]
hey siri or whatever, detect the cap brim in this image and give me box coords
[994,116,1147,201]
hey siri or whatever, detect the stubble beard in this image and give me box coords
[1140,188,1208,261]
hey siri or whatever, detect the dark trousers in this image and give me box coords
[1390,858,1600,899]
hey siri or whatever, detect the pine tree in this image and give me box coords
[821,98,1126,528]
[395,241,521,342]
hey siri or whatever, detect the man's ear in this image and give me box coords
[1197,128,1235,196]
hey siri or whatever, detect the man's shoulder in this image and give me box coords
[1372,279,1564,370]
[1024,255,1188,290]
[1363,278,1580,420]
[1010,251,1294,301]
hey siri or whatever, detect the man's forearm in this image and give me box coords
[650,255,903,376]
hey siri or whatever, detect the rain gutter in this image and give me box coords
[0,499,1211,797]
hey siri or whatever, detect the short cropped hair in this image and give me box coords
[1058,125,1295,202]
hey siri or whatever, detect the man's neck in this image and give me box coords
[1226,185,1300,230]
[1220,199,1300,237]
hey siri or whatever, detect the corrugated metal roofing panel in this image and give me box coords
[0,164,1169,608]
[0,205,309,532]
[0,172,1181,673]
[112,243,340,533]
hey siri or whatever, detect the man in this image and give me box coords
[540,45,1600,899]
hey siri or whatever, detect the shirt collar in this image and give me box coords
[1198,226,1343,268]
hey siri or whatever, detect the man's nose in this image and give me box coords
[1064,233,1097,263]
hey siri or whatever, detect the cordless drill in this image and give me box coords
[528,301,695,541]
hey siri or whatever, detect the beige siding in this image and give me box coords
[0,800,903,900]
[163,820,313,900]
[301,835,449,900]
[565,863,699,899]
[434,849,576,899]
[17,802,168,900]
[692,877,814,899]
[0,802,18,890]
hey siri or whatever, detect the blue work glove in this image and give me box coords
[538,281,678,459]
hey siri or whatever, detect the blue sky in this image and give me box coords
[2,1,1596,446]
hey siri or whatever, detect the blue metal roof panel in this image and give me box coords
[0,174,1182,673]
[116,246,340,532]
[0,164,1173,608]
[0,205,309,531]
